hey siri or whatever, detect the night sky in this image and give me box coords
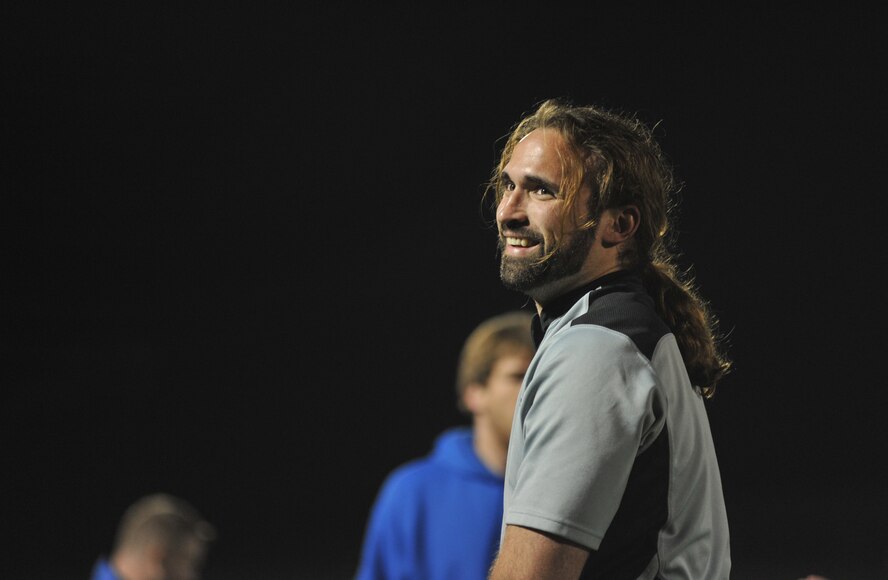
[3,5,887,579]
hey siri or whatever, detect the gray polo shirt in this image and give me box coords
[502,270,730,579]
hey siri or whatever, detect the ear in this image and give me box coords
[599,205,640,244]
[462,382,487,414]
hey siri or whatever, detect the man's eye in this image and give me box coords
[503,181,516,191]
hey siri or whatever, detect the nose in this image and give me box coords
[497,189,528,227]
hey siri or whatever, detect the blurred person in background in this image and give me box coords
[355,310,536,580]
[91,492,215,580]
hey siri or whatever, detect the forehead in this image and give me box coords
[504,128,568,176]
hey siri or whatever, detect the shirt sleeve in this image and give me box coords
[504,324,665,550]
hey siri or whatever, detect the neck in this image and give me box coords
[472,418,509,475]
[530,263,625,314]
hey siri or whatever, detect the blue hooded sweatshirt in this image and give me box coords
[89,559,121,580]
[355,426,505,580]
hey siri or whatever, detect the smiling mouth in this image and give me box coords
[505,236,539,248]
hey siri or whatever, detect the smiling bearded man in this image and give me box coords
[483,99,733,580]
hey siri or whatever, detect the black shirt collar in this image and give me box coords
[531,268,642,347]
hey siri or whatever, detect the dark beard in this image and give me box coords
[498,228,595,294]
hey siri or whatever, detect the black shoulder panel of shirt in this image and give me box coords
[533,269,671,360]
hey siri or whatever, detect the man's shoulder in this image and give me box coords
[382,455,437,488]
[376,445,453,497]
[566,287,670,361]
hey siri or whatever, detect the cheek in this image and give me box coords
[530,209,562,240]
[500,387,521,409]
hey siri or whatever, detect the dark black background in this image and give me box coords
[3,5,887,580]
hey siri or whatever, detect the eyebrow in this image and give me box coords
[501,171,561,194]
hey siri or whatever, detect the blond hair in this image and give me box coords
[113,493,216,554]
[455,310,535,411]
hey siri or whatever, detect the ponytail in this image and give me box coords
[641,260,732,398]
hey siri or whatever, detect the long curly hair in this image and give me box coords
[486,99,732,397]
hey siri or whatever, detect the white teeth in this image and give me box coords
[506,237,531,247]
